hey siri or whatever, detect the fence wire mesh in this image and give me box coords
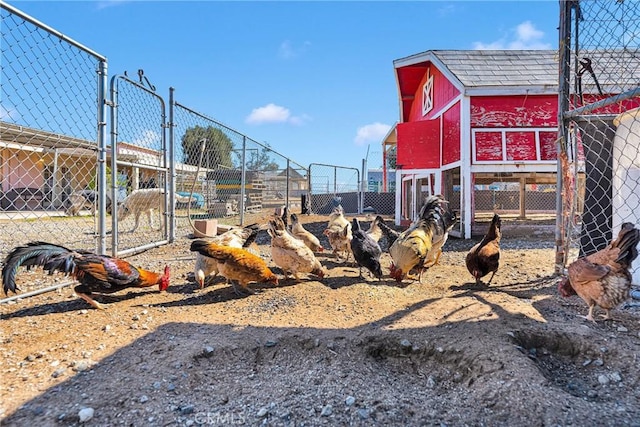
[308,163,361,214]
[171,100,309,235]
[0,3,309,278]
[1,4,106,271]
[558,0,640,284]
[109,74,169,254]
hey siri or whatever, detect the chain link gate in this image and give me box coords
[109,72,170,256]
[557,0,640,286]
[0,4,108,255]
[308,163,361,214]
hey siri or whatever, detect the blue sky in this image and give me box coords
[5,1,559,171]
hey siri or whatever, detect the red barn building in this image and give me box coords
[391,50,561,237]
[389,49,640,238]
[390,50,560,238]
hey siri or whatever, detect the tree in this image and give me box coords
[181,126,233,169]
[245,144,279,171]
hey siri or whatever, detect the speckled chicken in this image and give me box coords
[558,222,640,322]
[323,205,352,261]
[366,216,385,243]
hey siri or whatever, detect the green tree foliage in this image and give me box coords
[245,145,279,171]
[182,126,233,169]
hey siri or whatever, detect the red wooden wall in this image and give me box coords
[442,103,461,165]
[397,119,440,169]
[471,95,558,162]
[407,65,460,122]
[471,95,557,127]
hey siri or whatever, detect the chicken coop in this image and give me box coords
[388,49,640,239]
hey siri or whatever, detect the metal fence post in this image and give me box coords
[168,87,176,242]
[96,59,108,255]
[286,158,290,209]
[109,75,120,256]
[240,136,247,226]
[555,0,572,274]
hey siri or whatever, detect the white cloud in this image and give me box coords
[437,4,456,17]
[278,40,311,59]
[245,103,309,125]
[132,129,161,147]
[96,0,129,10]
[473,21,552,50]
[354,122,392,146]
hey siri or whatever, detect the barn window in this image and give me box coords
[422,69,434,116]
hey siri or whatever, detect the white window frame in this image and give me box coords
[471,127,558,164]
[422,69,434,116]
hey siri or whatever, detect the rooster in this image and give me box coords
[290,213,324,252]
[192,223,261,289]
[323,205,353,261]
[465,214,501,285]
[268,216,325,280]
[350,218,382,279]
[558,222,640,322]
[190,242,278,295]
[2,241,170,309]
[387,195,456,283]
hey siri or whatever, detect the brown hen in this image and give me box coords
[558,222,640,322]
[465,214,501,285]
[190,242,278,295]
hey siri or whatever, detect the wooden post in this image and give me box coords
[519,176,526,219]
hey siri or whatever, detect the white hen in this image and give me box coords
[290,213,324,252]
[268,216,325,280]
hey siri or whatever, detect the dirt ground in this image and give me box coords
[1,214,640,426]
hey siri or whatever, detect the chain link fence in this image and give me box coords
[557,0,640,285]
[0,3,107,267]
[170,97,309,236]
[308,163,361,214]
[0,3,309,270]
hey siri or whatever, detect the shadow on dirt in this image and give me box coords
[0,289,161,319]
[3,302,639,426]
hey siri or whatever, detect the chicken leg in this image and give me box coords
[74,290,107,310]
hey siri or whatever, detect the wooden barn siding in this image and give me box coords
[442,103,461,165]
[471,95,558,162]
[471,95,558,127]
[505,131,536,161]
[408,65,460,122]
[397,119,440,169]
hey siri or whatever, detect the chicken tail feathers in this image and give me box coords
[2,241,75,294]
[189,240,212,257]
[613,223,640,268]
[376,217,400,247]
[241,224,262,248]
[418,195,457,234]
